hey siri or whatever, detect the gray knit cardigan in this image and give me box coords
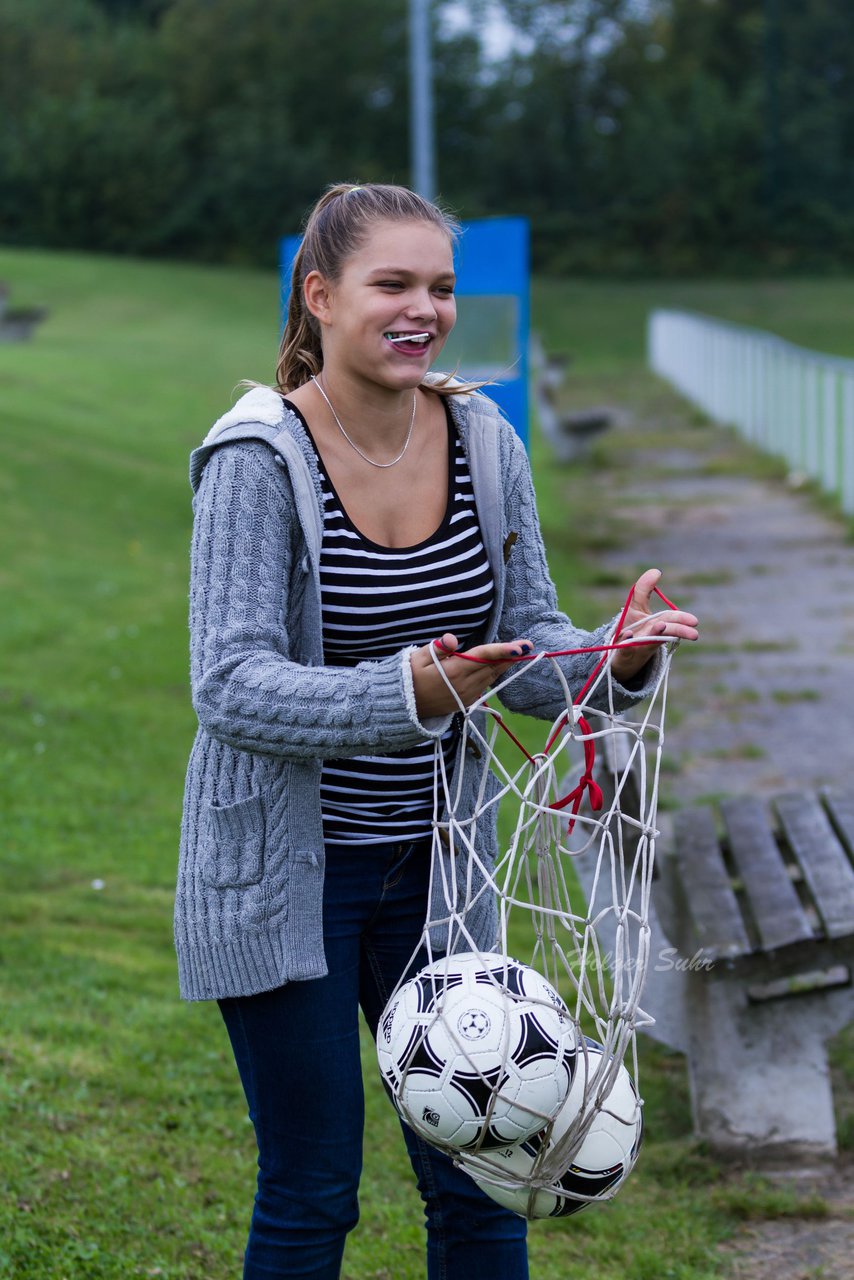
[174,385,659,1001]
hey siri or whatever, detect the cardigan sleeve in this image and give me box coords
[189,442,452,758]
[492,426,663,720]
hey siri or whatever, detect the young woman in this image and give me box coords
[175,183,699,1280]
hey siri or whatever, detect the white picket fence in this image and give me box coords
[648,309,854,516]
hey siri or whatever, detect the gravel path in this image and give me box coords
[559,391,854,1279]
[716,1161,854,1280]
[588,432,854,806]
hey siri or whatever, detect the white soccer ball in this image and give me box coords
[376,952,576,1154]
[463,1038,643,1218]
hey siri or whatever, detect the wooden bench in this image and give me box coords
[530,336,614,462]
[567,735,854,1159]
[0,282,48,343]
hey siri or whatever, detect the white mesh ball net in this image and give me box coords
[377,597,679,1219]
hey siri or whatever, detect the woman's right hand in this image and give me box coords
[410,633,532,719]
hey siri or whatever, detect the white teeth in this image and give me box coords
[386,332,431,345]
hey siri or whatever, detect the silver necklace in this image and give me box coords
[311,375,416,469]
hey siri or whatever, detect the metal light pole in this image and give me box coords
[409,0,436,200]
[763,0,782,216]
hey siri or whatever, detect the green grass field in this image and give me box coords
[2,250,852,1279]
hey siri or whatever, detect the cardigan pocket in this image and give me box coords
[201,791,265,888]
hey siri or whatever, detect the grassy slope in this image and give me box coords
[2,252,852,1279]
[533,275,854,373]
[0,250,282,1280]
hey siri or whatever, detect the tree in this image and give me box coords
[3,0,854,271]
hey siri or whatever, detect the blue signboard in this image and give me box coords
[280,215,530,447]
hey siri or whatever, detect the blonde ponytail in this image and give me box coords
[275,239,323,391]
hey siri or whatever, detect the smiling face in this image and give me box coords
[306,218,457,391]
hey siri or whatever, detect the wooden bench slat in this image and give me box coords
[720,796,814,952]
[824,789,854,858]
[673,806,752,959]
[775,792,854,940]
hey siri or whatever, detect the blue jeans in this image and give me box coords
[219,838,529,1280]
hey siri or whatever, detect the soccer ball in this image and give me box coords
[463,1038,643,1218]
[376,952,576,1154]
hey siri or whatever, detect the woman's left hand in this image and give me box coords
[609,568,699,684]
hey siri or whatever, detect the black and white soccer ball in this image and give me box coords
[463,1037,643,1218]
[376,952,576,1154]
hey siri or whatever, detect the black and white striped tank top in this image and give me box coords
[289,401,494,844]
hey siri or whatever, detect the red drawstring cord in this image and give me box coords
[434,584,677,829]
[548,713,603,827]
